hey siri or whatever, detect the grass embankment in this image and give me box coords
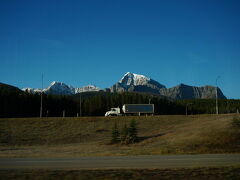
[0,114,240,157]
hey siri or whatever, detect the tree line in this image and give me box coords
[177,99,240,114]
[0,88,239,118]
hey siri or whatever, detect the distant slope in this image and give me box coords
[0,82,23,94]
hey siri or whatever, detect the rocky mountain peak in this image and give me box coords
[119,72,151,86]
[111,72,166,93]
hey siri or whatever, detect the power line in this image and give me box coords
[216,76,220,115]
[80,92,82,117]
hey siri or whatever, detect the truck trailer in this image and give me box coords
[105,104,154,116]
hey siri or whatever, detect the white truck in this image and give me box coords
[104,107,121,116]
[105,104,154,116]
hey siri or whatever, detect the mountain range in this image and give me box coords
[3,72,226,99]
[108,72,226,99]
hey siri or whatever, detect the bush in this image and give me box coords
[232,116,240,127]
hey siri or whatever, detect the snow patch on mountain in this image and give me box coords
[75,85,100,93]
[23,88,42,93]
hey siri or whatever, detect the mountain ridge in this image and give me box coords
[160,83,226,99]
[4,72,227,99]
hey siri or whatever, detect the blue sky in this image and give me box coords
[0,0,240,99]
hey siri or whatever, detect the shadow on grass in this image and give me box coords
[138,133,166,142]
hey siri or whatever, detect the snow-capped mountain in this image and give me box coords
[119,72,151,86]
[23,81,101,95]
[44,81,75,95]
[110,72,166,93]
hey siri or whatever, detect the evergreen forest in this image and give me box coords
[0,85,240,118]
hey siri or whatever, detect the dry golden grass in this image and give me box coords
[0,114,239,157]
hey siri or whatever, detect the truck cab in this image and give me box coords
[105,107,121,116]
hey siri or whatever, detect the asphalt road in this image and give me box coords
[0,154,240,170]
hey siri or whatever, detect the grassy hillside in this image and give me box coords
[0,114,240,157]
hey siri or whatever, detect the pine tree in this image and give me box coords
[128,120,138,143]
[121,122,129,144]
[111,122,120,144]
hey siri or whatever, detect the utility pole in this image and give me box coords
[186,103,193,116]
[63,110,65,118]
[216,76,220,115]
[79,92,82,117]
[40,74,43,118]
